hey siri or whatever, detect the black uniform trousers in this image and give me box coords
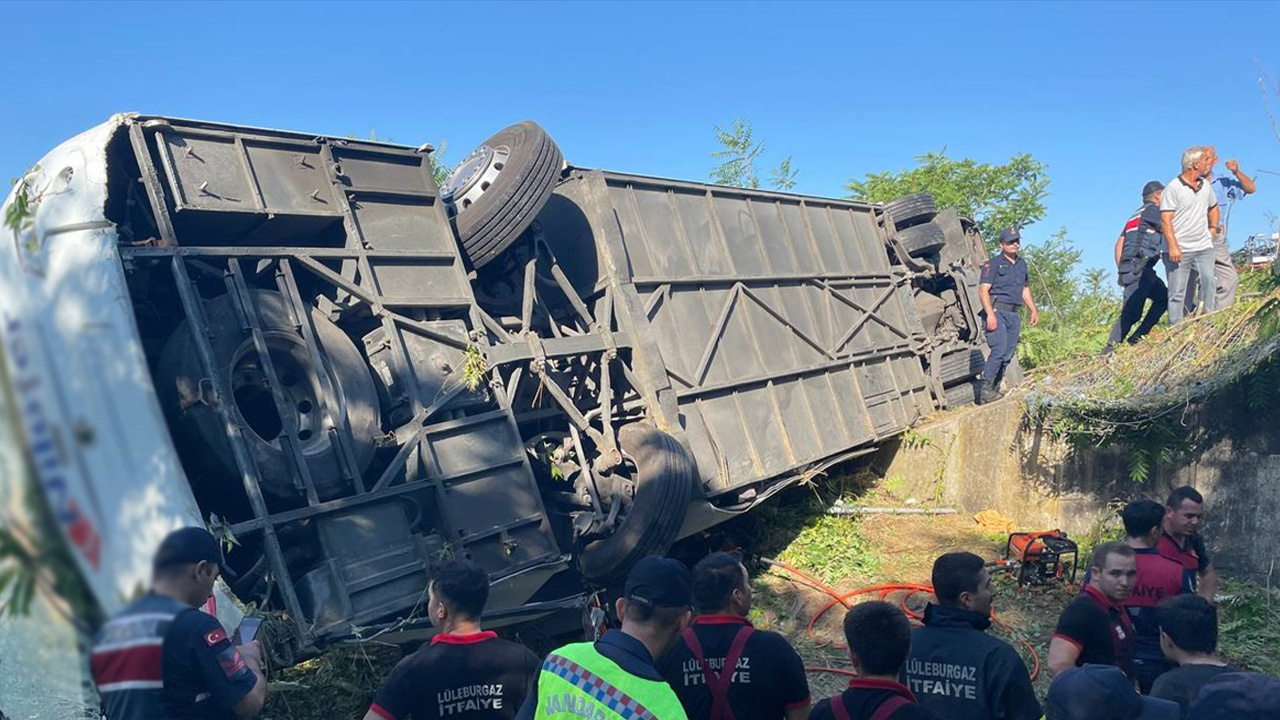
[1108,266,1167,346]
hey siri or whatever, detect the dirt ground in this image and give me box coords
[742,504,1074,700]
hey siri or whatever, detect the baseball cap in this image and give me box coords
[1046,665,1178,720]
[153,527,236,578]
[999,227,1021,245]
[1142,180,1165,197]
[624,556,692,609]
[1187,672,1280,720]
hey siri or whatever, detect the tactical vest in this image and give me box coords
[1118,204,1163,285]
[533,641,689,720]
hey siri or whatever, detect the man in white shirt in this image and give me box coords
[1160,146,1220,325]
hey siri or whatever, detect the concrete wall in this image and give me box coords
[876,391,1280,580]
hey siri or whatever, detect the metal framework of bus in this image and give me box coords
[12,114,993,656]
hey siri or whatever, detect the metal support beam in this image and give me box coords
[169,257,309,643]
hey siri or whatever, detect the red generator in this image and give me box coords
[1003,530,1079,586]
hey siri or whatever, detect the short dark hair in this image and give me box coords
[1157,594,1219,653]
[1167,486,1204,509]
[931,552,985,606]
[1090,541,1135,571]
[626,602,689,629]
[430,560,489,620]
[1122,499,1166,538]
[692,552,746,613]
[843,601,912,675]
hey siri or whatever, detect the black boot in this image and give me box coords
[977,379,1004,405]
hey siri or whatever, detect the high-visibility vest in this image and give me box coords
[533,641,689,720]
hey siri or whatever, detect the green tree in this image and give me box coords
[710,118,798,191]
[1017,228,1118,368]
[846,151,1049,248]
[770,156,798,191]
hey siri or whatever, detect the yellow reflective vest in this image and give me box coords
[533,641,688,720]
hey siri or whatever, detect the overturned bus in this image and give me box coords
[0,114,994,667]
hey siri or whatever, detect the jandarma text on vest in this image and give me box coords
[542,692,611,719]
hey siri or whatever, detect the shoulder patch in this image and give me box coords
[205,626,228,646]
[981,261,990,271]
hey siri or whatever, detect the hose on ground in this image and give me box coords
[761,557,1041,681]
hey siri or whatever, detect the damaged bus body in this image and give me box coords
[0,114,993,666]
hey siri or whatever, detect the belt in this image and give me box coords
[993,302,1021,312]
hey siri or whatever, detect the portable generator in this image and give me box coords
[1000,530,1079,586]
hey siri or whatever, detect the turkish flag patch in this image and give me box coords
[205,627,228,646]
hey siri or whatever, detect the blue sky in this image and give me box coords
[2,1,1278,274]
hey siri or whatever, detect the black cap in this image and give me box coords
[1143,180,1165,198]
[1187,672,1280,720]
[1047,665,1178,720]
[999,227,1021,245]
[154,527,235,578]
[624,556,692,609]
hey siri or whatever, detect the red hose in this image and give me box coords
[762,558,1041,681]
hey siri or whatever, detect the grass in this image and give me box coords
[1217,577,1280,676]
[776,513,883,586]
[264,644,403,720]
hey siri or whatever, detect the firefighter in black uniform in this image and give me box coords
[901,553,1041,720]
[977,227,1038,404]
[659,552,811,720]
[1104,181,1168,353]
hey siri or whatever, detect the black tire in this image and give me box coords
[938,348,985,384]
[897,221,948,256]
[157,290,382,501]
[577,424,694,581]
[884,193,937,230]
[446,122,563,269]
[944,380,978,408]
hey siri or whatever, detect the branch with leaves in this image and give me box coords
[710,118,799,191]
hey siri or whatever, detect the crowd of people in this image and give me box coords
[1106,145,1257,352]
[973,145,1258,404]
[88,484,1280,720]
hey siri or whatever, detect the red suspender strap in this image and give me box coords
[868,695,910,720]
[831,694,853,720]
[682,626,755,720]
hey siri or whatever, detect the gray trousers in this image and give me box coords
[1183,234,1238,313]
[1166,248,1217,324]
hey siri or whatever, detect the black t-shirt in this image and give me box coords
[810,681,942,720]
[658,616,810,720]
[371,632,540,720]
[1149,664,1238,719]
[1053,585,1134,671]
[161,609,258,720]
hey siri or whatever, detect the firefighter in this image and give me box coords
[363,560,540,720]
[517,556,693,720]
[1048,542,1137,677]
[810,602,941,720]
[977,227,1039,404]
[1158,486,1218,603]
[1105,181,1168,353]
[659,552,811,720]
[1115,500,1190,693]
[900,553,1041,720]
